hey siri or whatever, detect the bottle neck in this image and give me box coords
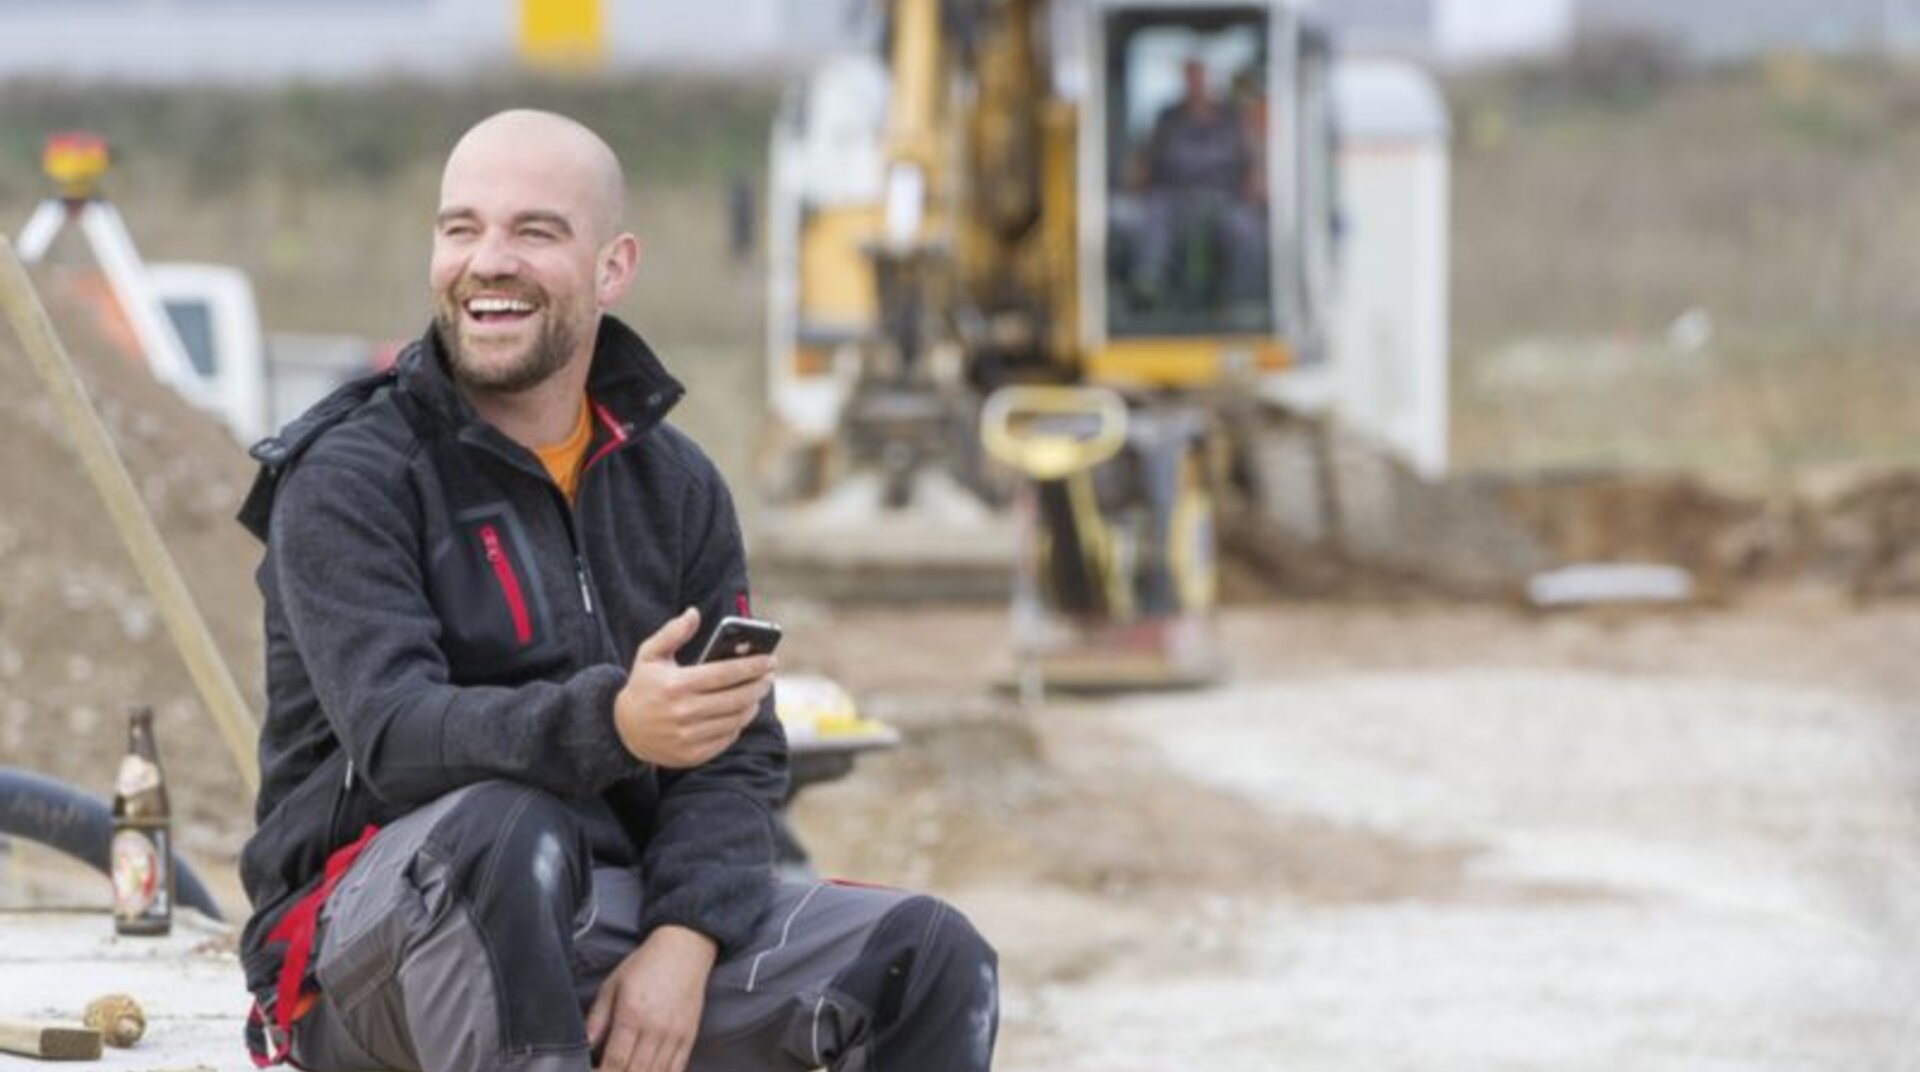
[128,708,156,758]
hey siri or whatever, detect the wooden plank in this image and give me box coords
[0,1017,104,1060]
[2,910,245,1070]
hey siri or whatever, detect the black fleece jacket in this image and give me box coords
[236,316,786,996]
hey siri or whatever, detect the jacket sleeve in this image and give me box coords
[636,463,789,955]
[267,454,638,808]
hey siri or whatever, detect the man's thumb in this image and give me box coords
[636,607,701,663]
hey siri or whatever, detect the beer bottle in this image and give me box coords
[110,705,171,936]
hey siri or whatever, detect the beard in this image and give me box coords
[434,279,588,395]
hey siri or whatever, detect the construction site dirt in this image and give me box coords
[1,315,1916,1069]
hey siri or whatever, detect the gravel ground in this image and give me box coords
[780,596,1920,1071]
[4,294,1916,1067]
[1028,671,1920,1071]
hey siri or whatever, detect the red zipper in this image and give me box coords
[478,524,533,645]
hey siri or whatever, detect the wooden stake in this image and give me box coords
[0,1017,104,1060]
[0,235,260,793]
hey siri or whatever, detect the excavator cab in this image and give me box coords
[971,0,1335,688]
[1081,0,1336,386]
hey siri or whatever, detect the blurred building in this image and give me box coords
[7,0,1905,83]
[1308,0,1437,57]
[1309,0,1576,67]
[1310,0,1920,66]
[0,0,865,81]
[1576,0,1920,60]
[0,0,1580,81]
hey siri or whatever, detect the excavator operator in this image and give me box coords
[1123,57,1268,314]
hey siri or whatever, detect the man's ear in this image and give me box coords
[597,233,640,304]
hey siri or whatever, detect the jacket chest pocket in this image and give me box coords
[431,505,559,678]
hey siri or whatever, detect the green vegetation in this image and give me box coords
[0,75,779,352]
[0,75,781,487]
[0,74,779,197]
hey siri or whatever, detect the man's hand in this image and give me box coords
[586,925,717,1072]
[613,608,775,769]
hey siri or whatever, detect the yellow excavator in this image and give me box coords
[759,0,1378,687]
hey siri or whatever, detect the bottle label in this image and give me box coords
[116,755,161,798]
[111,827,169,921]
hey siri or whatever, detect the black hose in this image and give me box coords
[0,766,224,921]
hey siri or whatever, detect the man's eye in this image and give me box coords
[520,228,558,242]
[440,224,477,239]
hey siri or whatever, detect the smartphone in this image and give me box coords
[696,615,783,664]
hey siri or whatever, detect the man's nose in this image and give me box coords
[467,228,522,278]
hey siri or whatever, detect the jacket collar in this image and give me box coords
[401,314,686,440]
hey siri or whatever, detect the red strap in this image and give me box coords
[246,1002,272,1068]
[263,825,380,1046]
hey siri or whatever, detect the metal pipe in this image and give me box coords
[0,766,223,920]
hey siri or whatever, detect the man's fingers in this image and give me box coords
[647,662,771,727]
[685,709,755,750]
[597,1021,640,1072]
[586,985,612,1047]
[669,676,773,730]
[657,716,754,770]
[679,654,776,693]
[663,1036,694,1072]
[635,607,701,664]
[657,698,764,769]
[633,1032,671,1072]
[620,632,771,767]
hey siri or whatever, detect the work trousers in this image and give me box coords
[1133,188,1268,303]
[288,781,998,1072]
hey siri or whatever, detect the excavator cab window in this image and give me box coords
[1103,7,1273,339]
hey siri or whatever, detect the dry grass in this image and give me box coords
[3,62,1913,496]
[1450,57,1920,487]
[1,77,772,491]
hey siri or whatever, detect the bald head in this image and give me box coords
[430,109,642,410]
[443,109,627,241]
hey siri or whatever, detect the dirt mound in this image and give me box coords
[1225,448,1920,605]
[0,283,262,867]
[786,687,1485,974]
[1498,466,1920,601]
[1496,470,1778,599]
[779,603,1479,914]
[1809,468,1920,599]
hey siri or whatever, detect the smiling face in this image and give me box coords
[430,111,636,396]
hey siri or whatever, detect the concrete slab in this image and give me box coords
[0,908,249,1071]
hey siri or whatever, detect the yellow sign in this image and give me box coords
[519,0,604,71]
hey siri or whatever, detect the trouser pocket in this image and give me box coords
[309,824,438,1070]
